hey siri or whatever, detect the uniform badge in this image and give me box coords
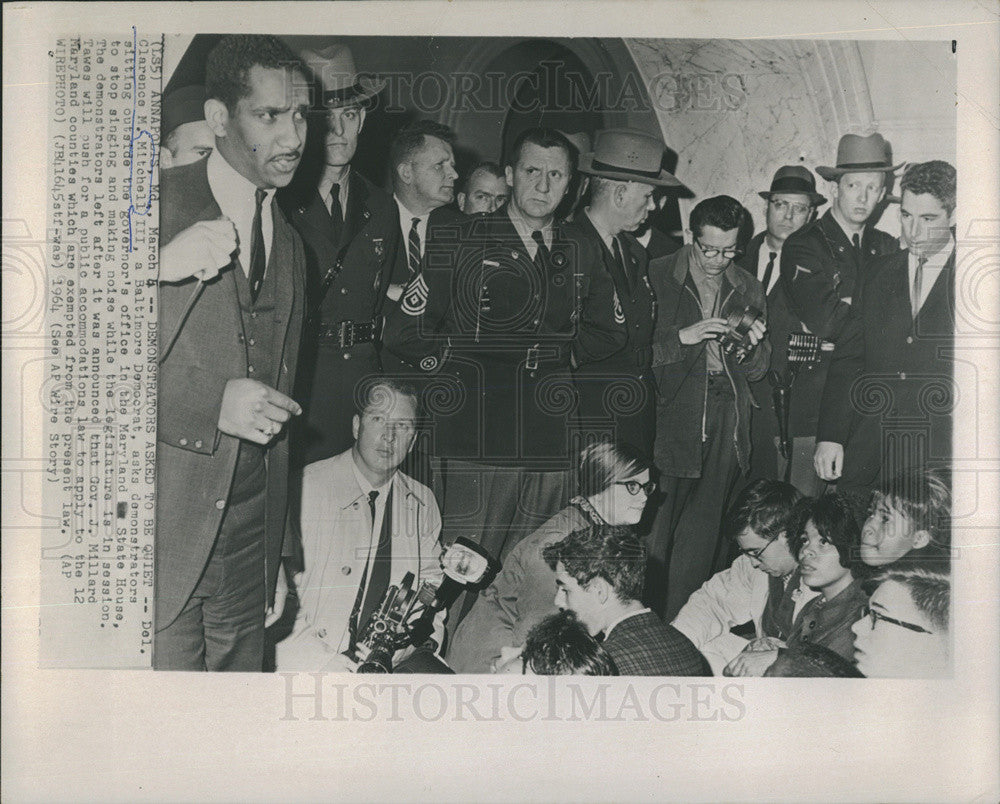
[401,273,430,316]
[613,291,626,325]
[372,237,385,259]
[419,355,439,372]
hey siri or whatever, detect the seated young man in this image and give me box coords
[860,467,951,571]
[542,524,710,676]
[725,494,868,676]
[672,480,819,674]
[851,567,951,678]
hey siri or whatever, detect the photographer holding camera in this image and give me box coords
[274,377,445,672]
[646,195,770,622]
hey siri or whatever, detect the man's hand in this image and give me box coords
[218,379,302,445]
[159,218,237,284]
[679,316,729,345]
[814,440,844,481]
[265,562,290,628]
[724,647,779,677]
[745,317,767,347]
[745,636,785,653]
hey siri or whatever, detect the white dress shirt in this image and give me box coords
[506,203,553,258]
[206,148,274,276]
[349,456,396,612]
[756,241,782,296]
[909,236,954,314]
[394,196,431,257]
[319,166,350,220]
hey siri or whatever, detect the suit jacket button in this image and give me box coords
[899,372,907,380]
[317,628,327,638]
[179,437,188,446]
[342,566,352,575]
[215,499,226,510]
[194,440,203,449]
[906,336,913,344]
[343,352,351,360]
[248,365,255,374]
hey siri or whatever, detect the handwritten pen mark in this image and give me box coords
[128,26,156,253]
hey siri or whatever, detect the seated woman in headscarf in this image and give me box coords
[446,440,653,673]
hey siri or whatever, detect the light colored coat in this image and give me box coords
[275,450,444,670]
[671,555,817,674]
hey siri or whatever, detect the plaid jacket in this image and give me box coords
[602,610,711,676]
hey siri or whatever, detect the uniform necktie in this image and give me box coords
[851,233,861,252]
[761,251,777,294]
[912,254,927,319]
[531,230,550,272]
[612,236,631,290]
[248,188,266,303]
[408,216,422,276]
[328,182,343,245]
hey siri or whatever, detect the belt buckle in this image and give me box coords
[339,321,353,348]
[525,346,540,371]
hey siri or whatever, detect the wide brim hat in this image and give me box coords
[299,43,386,108]
[758,164,827,206]
[578,128,683,187]
[815,132,904,181]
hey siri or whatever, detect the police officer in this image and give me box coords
[382,127,624,632]
[278,45,402,464]
[572,128,684,457]
[778,133,900,494]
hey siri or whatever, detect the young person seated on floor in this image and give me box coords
[492,610,618,675]
[672,479,819,674]
[860,466,951,572]
[724,493,868,676]
[447,440,654,673]
[851,566,951,678]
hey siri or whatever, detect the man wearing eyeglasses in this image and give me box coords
[738,167,826,486]
[851,567,950,678]
[647,195,771,622]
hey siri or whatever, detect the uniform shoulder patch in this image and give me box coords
[792,264,814,279]
[401,273,430,316]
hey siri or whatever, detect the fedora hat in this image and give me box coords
[578,128,682,187]
[299,43,386,108]
[758,165,826,206]
[815,132,903,180]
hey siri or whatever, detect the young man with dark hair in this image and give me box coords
[646,195,771,622]
[155,34,309,670]
[458,162,508,215]
[383,127,624,640]
[672,480,819,674]
[816,160,956,493]
[543,525,709,676]
[851,567,951,678]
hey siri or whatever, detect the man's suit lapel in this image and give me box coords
[916,250,955,335]
[579,214,629,293]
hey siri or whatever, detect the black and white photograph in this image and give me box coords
[3,2,998,801]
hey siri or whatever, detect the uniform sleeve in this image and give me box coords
[381,236,454,373]
[780,232,854,341]
[572,248,628,365]
[817,305,865,444]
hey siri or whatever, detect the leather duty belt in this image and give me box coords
[317,320,377,348]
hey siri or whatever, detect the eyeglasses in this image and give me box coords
[615,480,657,497]
[769,198,812,218]
[740,535,777,561]
[860,605,934,634]
[694,238,741,260]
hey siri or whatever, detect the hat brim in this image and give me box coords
[815,162,905,181]
[759,190,828,206]
[578,152,684,188]
[321,76,387,108]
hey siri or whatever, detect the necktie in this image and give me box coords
[328,182,343,245]
[349,488,394,648]
[531,230,550,272]
[611,236,631,290]
[912,255,927,319]
[407,217,422,276]
[761,251,777,294]
[851,233,861,252]
[248,188,266,304]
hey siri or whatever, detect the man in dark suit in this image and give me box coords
[816,160,956,492]
[738,166,826,485]
[571,128,684,457]
[278,44,402,464]
[781,133,900,494]
[382,127,624,636]
[543,524,709,676]
[155,35,308,670]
